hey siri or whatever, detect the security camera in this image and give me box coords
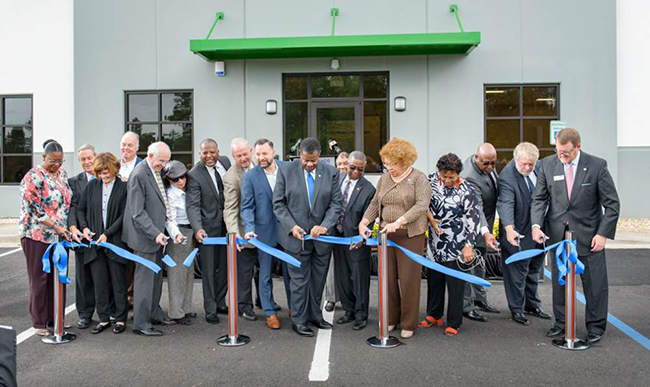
[215,61,225,77]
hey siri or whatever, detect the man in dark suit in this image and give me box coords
[460,143,500,322]
[273,138,342,337]
[186,139,229,324]
[532,128,620,343]
[497,142,552,326]
[68,144,97,329]
[242,138,291,330]
[122,142,174,336]
[332,151,375,331]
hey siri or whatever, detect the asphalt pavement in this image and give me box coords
[1,247,649,386]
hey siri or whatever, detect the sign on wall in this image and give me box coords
[550,120,566,145]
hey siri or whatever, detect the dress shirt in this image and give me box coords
[304,169,316,206]
[165,185,188,241]
[528,170,537,187]
[85,172,95,182]
[119,157,137,178]
[101,179,115,228]
[216,160,227,179]
[340,175,358,204]
[563,151,581,178]
[264,164,279,191]
[206,164,220,195]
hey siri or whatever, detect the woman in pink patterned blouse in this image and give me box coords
[19,140,73,336]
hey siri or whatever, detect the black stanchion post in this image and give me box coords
[217,233,250,347]
[367,232,400,348]
[552,230,589,350]
[42,239,76,345]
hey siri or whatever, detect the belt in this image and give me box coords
[178,224,192,229]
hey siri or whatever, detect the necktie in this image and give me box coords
[565,162,574,199]
[487,172,497,193]
[212,166,221,195]
[337,180,352,233]
[307,172,314,207]
[525,175,534,193]
[155,171,172,219]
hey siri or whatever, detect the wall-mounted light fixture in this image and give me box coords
[266,99,277,115]
[331,58,340,70]
[394,96,406,112]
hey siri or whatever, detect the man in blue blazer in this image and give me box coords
[497,142,551,326]
[242,139,291,330]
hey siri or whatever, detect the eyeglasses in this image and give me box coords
[383,162,398,168]
[554,147,576,157]
[169,176,186,182]
[479,160,497,166]
[348,165,365,172]
[46,157,65,165]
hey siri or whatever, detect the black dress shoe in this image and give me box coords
[240,310,258,321]
[475,301,500,314]
[587,332,603,343]
[546,326,565,338]
[110,315,117,323]
[217,306,229,315]
[133,328,163,337]
[307,319,333,330]
[185,312,197,319]
[292,323,315,337]
[352,319,368,331]
[113,324,126,334]
[463,310,488,322]
[255,299,263,309]
[512,312,530,326]
[324,301,335,312]
[525,307,552,320]
[77,317,92,329]
[273,303,282,312]
[152,319,177,326]
[91,322,111,334]
[206,314,220,324]
[172,317,193,325]
[336,313,355,325]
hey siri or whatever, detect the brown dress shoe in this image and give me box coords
[266,314,281,330]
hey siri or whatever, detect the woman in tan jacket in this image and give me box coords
[358,138,431,338]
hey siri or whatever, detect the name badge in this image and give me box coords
[553,175,565,181]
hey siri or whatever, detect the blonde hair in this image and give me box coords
[93,152,121,177]
[379,138,418,167]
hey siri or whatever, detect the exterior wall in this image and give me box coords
[0,0,75,216]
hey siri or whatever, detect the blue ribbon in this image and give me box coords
[162,255,177,267]
[303,234,364,246]
[182,248,199,267]
[247,238,301,268]
[202,237,227,246]
[41,242,71,284]
[505,239,584,286]
[91,241,162,273]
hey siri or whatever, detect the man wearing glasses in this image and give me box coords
[460,143,501,323]
[532,128,619,344]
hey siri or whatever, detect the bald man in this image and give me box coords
[460,143,500,322]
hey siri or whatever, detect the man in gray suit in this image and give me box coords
[532,128,620,343]
[186,139,229,324]
[498,142,551,326]
[273,138,342,337]
[123,142,173,336]
[461,143,500,322]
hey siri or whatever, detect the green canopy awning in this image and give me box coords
[189,31,480,61]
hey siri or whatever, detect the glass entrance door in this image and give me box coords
[310,102,361,157]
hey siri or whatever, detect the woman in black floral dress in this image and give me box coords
[420,153,481,337]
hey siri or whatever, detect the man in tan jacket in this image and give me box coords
[223,138,258,321]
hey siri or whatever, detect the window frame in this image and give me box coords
[282,72,390,173]
[0,94,34,185]
[124,89,194,163]
[483,83,560,169]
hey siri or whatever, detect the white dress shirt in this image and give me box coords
[216,160,227,179]
[563,151,581,178]
[304,170,316,206]
[206,164,220,195]
[264,165,279,191]
[85,172,95,182]
[119,157,137,179]
[101,180,115,228]
[165,185,189,241]
[340,175,358,204]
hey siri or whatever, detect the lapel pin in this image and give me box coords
[583,168,587,171]
[356,187,360,191]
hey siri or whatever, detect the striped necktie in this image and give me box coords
[154,171,171,219]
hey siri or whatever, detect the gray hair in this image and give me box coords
[77,144,96,155]
[147,141,170,158]
[122,131,140,145]
[300,138,321,155]
[230,138,249,152]
[336,152,349,163]
[513,142,540,161]
[348,151,366,164]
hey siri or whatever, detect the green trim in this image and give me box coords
[449,4,464,33]
[330,8,339,36]
[190,31,480,61]
[205,12,224,40]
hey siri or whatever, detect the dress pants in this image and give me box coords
[236,247,257,313]
[551,249,608,335]
[165,227,195,319]
[323,255,339,303]
[333,240,371,320]
[386,230,424,331]
[132,249,164,331]
[258,251,292,316]
[21,238,61,329]
[502,252,544,314]
[74,250,95,320]
[287,242,330,325]
[427,261,466,329]
[89,250,128,323]
[463,245,488,313]
[198,244,227,316]
[0,327,17,387]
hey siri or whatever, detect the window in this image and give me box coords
[283,73,389,173]
[125,91,193,166]
[484,84,559,171]
[1,95,33,184]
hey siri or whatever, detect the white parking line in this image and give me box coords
[0,248,22,259]
[16,304,77,345]
[308,306,335,382]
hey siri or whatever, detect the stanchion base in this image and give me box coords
[367,336,401,348]
[552,338,590,351]
[42,332,76,345]
[217,334,250,347]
